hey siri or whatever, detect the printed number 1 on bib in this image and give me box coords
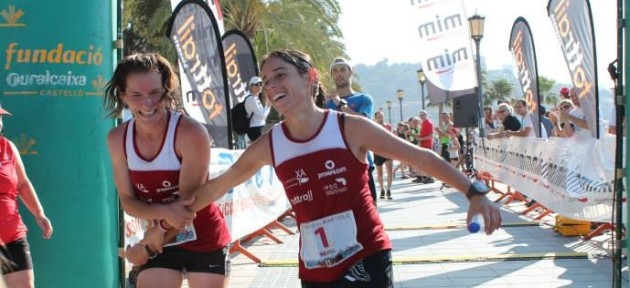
[314,227,330,248]
[300,210,363,269]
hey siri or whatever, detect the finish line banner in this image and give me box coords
[123,148,290,263]
[475,136,617,221]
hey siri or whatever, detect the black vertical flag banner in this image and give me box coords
[547,0,599,138]
[167,0,231,148]
[509,17,542,137]
[222,30,258,149]
[222,30,259,111]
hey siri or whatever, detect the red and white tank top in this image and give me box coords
[125,111,230,252]
[270,110,391,282]
[0,137,27,244]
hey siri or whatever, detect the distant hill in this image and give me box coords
[352,59,614,123]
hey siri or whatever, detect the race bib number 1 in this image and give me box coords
[299,210,363,269]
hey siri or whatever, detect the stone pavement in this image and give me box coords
[146,178,627,288]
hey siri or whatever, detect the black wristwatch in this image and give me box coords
[144,244,159,259]
[466,180,490,200]
[337,99,348,109]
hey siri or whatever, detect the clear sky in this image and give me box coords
[337,0,617,89]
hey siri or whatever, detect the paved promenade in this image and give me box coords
[138,178,627,288]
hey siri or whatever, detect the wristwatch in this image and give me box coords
[337,99,348,109]
[466,180,490,200]
[144,244,159,259]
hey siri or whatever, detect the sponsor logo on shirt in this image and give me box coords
[318,160,347,179]
[156,180,179,194]
[324,177,348,196]
[135,183,149,193]
[290,190,313,205]
[285,168,310,189]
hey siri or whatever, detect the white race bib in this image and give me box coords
[299,210,363,269]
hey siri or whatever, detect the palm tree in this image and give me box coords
[123,0,176,61]
[221,0,346,127]
[223,0,345,82]
[123,0,346,78]
[538,76,557,107]
[483,78,513,106]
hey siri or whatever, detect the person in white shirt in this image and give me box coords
[245,76,271,141]
[563,87,589,136]
[508,99,547,138]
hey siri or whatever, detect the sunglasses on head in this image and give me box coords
[251,82,263,87]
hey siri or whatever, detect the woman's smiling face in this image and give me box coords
[121,72,167,122]
[261,56,310,115]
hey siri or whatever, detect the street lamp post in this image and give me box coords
[416,69,427,110]
[468,14,485,138]
[396,89,405,122]
[386,100,393,124]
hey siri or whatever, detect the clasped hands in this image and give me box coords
[120,197,196,266]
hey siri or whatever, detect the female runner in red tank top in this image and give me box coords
[104,53,231,288]
[0,106,53,288]
[144,50,502,288]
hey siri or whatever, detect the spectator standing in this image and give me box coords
[325,57,378,205]
[244,76,271,142]
[483,106,497,134]
[373,111,394,200]
[417,111,435,184]
[539,105,554,137]
[487,103,522,139]
[508,99,547,138]
[436,112,453,162]
[0,106,53,288]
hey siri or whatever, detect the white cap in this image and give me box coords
[329,57,352,71]
[249,76,262,86]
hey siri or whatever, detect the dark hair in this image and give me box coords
[515,99,527,107]
[261,50,314,76]
[315,83,326,108]
[103,53,179,118]
[261,50,322,105]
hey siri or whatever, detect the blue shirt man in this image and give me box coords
[326,57,379,204]
[325,58,374,117]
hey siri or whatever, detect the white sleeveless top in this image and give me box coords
[125,112,182,171]
[271,111,346,166]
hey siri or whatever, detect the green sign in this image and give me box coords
[0,1,118,287]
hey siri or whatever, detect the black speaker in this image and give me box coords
[453,94,479,128]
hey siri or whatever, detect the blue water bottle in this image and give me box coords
[467,214,484,233]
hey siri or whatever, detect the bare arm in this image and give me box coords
[505,126,532,137]
[12,141,53,239]
[344,115,502,234]
[340,105,363,116]
[566,113,589,129]
[176,117,212,201]
[188,133,273,212]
